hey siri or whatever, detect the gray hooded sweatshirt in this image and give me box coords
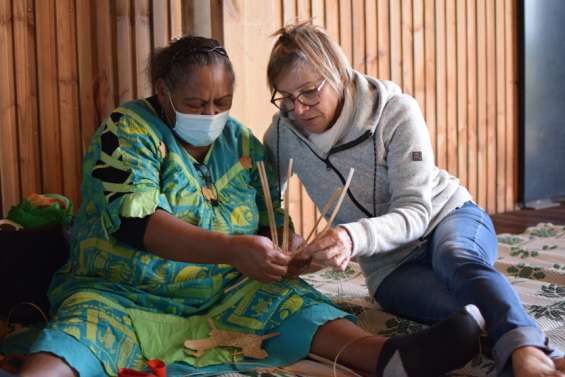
[264,70,472,297]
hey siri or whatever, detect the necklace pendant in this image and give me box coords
[202,187,218,201]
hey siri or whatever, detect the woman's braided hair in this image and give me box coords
[150,35,234,90]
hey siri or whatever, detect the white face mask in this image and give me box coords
[168,93,229,146]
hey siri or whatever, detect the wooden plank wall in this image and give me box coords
[1,0,518,225]
[223,0,519,236]
[0,0,220,216]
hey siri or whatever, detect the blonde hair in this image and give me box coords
[267,21,352,95]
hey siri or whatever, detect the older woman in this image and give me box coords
[16,36,482,377]
[264,22,565,377]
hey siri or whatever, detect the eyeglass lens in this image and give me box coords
[272,80,325,111]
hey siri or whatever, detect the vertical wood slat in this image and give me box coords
[210,0,223,42]
[55,0,82,210]
[35,0,63,194]
[413,0,425,112]
[311,0,324,26]
[95,0,116,121]
[389,0,401,85]
[76,0,98,153]
[401,0,413,95]
[339,0,353,64]
[0,0,21,212]
[274,0,283,28]
[365,0,378,78]
[152,0,170,49]
[435,0,447,169]
[169,0,182,38]
[466,0,478,200]
[486,0,496,213]
[456,0,467,188]
[297,0,310,20]
[180,0,193,36]
[324,0,339,41]
[116,0,134,103]
[424,0,436,153]
[13,0,42,197]
[133,0,152,99]
[283,0,296,24]
[446,0,457,175]
[352,0,366,73]
[477,0,488,207]
[376,0,390,80]
[495,0,506,213]
[505,0,517,211]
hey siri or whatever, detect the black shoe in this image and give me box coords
[376,304,485,377]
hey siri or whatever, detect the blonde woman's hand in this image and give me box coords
[300,227,353,272]
[229,235,291,283]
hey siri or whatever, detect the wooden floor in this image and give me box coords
[491,203,565,234]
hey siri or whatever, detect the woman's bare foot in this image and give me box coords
[512,346,565,377]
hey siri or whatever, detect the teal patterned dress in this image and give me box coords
[30,98,352,377]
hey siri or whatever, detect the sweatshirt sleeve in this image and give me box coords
[341,95,434,257]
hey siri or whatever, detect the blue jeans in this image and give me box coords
[375,201,558,375]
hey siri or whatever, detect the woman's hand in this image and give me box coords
[284,232,310,278]
[286,255,320,278]
[228,235,291,283]
[259,227,305,253]
[300,227,353,272]
[287,231,305,253]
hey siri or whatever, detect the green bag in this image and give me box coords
[7,193,73,230]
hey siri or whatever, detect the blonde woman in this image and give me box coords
[264,22,565,377]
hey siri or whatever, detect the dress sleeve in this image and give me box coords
[89,111,172,236]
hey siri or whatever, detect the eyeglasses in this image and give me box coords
[270,79,327,112]
[195,163,219,206]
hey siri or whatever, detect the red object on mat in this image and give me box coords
[118,359,166,377]
[147,360,166,377]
